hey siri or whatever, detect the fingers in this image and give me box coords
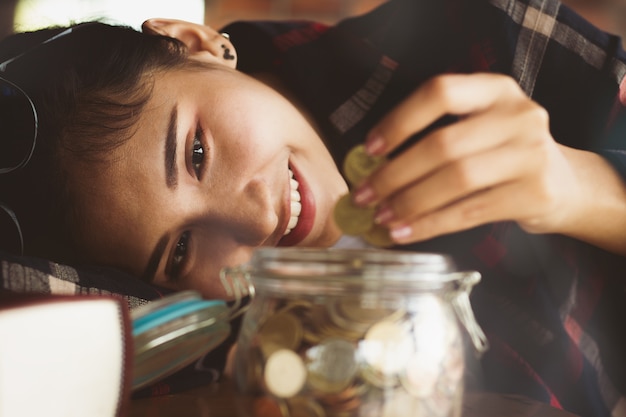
[365,73,524,157]
[351,72,562,244]
[383,182,523,243]
[356,109,503,203]
[359,101,535,204]
[374,142,531,228]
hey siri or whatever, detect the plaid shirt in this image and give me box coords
[224,0,626,416]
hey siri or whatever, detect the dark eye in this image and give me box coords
[192,127,204,177]
[170,231,190,279]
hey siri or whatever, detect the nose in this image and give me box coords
[210,177,279,246]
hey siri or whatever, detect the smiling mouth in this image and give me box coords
[283,168,302,236]
[278,163,314,247]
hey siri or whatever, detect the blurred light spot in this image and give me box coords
[14,0,204,31]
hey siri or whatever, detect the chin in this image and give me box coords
[305,218,343,248]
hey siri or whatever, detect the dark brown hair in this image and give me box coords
[0,22,192,264]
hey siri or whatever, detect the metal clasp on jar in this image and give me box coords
[447,271,489,356]
[220,264,256,321]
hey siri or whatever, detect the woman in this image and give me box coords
[1,0,626,414]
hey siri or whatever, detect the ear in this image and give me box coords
[142,18,237,69]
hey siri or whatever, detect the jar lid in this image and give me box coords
[244,248,467,293]
[131,291,231,390]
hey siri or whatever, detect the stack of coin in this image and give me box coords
[333,145,394,247]
[234,294,465,417]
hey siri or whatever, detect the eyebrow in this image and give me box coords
[142,234,169,283]
[139,106,179,283]
[165,106,178,189]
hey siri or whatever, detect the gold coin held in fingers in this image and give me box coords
[333,193,375,236]
[362,224,394,248]
[343,144,386,186]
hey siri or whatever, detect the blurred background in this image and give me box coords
[0,0,625,46]
[1,0,385,38]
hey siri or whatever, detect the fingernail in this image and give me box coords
[352,184,376,206]
[374,204,395,224]
[390,224,412,241]
[365,133,385,155]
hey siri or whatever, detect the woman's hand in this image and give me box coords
[353,73,626,255]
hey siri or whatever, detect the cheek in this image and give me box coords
[187,268,252,302]
[186,274,231,300]
[186,239,256,301]
[221,90,303,142]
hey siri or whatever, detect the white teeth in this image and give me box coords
[291,189,301,202]
[287,215,298,230]
[291,201,301,216]
[284,169,302,236]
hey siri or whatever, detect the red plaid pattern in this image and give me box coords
[224,0,626,415]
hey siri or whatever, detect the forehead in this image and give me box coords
[73,169,159,273]
[69,82,177,274]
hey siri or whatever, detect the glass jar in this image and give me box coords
[224,248,488,417]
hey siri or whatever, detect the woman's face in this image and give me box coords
[74,60,347,298]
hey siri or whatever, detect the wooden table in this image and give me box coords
[128,380,580,417]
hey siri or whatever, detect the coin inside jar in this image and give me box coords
[252,396,289,417]
[305,338,358,394]
[264,348,307,399]
[361,319,413,375]
[234,344,265,394]
[334,298,403,327]
[380,388,422,417]
[228,248,486,417]
[258,311,303,355]
[401,352,440,398]
[288,397,326,417]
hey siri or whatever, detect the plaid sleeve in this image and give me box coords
[598,76,626,180]
[227,0,626,174]
[0,250,166,310]
[486,0,626,179]
[223,2,626,415]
